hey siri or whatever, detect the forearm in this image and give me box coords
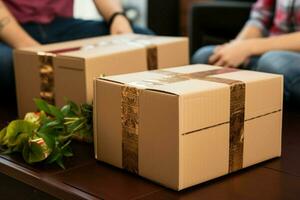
[236,25,263,40]
[249,32,300,55]
[93,0,123,21]
[0,1,38,48]
[236,0,275,41]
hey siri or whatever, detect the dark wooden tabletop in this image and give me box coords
[0,104,300,200]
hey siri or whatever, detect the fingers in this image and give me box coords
[209,52,228,67]
[208,53,220,64]
[209,55,239,68]
[209,44,227,65]
[214,46,221,53]
[224,63,237,68]
[215,58,227,67]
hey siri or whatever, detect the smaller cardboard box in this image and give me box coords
[14,34,188,117]
[94,64,283,190]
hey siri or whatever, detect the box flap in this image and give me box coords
[100,65,230,95]
[100,64,283,126]
[18,34,187,59]
[101,64,282,96]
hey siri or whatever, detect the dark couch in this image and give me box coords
[189,0,256,56]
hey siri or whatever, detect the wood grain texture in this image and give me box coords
[0,105,300,199]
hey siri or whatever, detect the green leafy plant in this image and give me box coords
[0,99,93,169]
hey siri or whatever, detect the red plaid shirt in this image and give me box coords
[247,0,300,35]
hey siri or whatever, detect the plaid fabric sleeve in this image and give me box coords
[245,0,276,35]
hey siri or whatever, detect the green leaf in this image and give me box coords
[45,148,62,164]
[34,98,64,120]
[56,158,65,169]
[81,104,93,115]
[45,148,61,164]
[0,99,93,168]
[0,127,7,144]
[61,140,71,150]
[34,98,51,114]
[56,134,73,144]
[3,120,37,147]
[62,141,73,157]
[7,132,29,150]
[37,131,55,151]
[45,120,62,128]
[0,148,13,155]
[22,136,51,164]
[48,104,64,121]
[24,112,40,125]
[63,150,73,157]
[68,100,79,113]
[39,111,50,124]
[39,121,63,136]
[66,119,84,134]
[61,104,71,116]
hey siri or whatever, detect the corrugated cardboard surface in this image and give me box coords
[94,64,283,190]
[19,34,188,59]
[13,51,41,115]
[14,34,189,117]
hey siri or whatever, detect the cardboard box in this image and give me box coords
[94,64,283,190]
[14,34,188,117]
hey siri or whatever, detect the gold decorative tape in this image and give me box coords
[199,76,245,173]
[176,69,245,173]
[228,81,245,172]
[121,86,140,174]
[121,67,245,174]
[38,52,56,105]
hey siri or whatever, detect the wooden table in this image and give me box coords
[1,104,300,200]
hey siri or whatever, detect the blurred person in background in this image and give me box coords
[0,0,152,103]
[192,0,300,104]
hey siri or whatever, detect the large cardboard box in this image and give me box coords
[14,34,188,117]
[94,64,283,190]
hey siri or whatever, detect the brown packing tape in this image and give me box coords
[121,35,158,70]
[37,36,158,105]
[121,67,245,174]
[38,52,56,105]
[121,86,140,173]
[164,69,246,173]
[81,35,159,70]
[146,45,158,70]
[201,77,245,173]
[228,82,245,172]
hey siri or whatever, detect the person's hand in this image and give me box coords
[214,44,226,53]
[110,15,133,35]
[209,40,254,68]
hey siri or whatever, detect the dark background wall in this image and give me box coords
[148,0,180,36]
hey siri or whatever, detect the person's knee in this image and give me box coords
[0,44,13,77]
[257,51,290,75]
[257,51,300,102]
[0,43,15,98]
[0,45,13,67]
[192,45,215,64]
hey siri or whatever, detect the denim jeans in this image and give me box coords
[192,45,300,103]
[0,17,153,103]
